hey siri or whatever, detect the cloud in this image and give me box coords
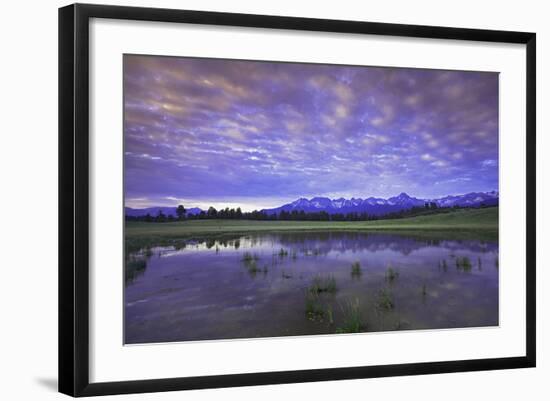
[482,159,497,167]
[421,153,435,161]
[124,55,499,206]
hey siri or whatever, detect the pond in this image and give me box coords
[124,231,499,344]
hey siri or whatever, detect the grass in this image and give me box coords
[125,257,147,283]
[244,259,259,274]
[326,305,334,325]
[308,275,337,294]
[377,288,395,310]
[305,293,325,321]
[455,256,473,272]
[351,261,362,277]
[242,252,259,262]
[242,260,268,276]
[125,207,498,240]
[241,252,264,276]
[336,299,363,333]
[385,266,399,282]
[278,248,289,257]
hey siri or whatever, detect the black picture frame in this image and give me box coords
[59,3,536,397]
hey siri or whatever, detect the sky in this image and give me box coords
[124,55,499,211]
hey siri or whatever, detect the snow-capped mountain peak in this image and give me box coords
[262,191,498,216]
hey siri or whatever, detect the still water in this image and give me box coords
[125,231,498,344]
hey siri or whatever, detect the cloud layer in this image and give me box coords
[124,55,498,210]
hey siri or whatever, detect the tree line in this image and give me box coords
[125,202,495,223]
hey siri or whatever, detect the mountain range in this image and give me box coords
[124,191,498,217]
[262,191,498,216]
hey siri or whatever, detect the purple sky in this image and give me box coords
[124,55,499,211]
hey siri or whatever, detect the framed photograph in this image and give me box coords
[59,3,536,397]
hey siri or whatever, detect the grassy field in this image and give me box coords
[126,207,498,240]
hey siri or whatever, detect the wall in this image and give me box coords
[0,0,546,399]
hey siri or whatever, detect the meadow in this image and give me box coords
[126,207,498,239]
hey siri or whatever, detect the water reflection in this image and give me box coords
[124,231,498,344]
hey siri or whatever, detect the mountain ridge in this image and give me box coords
[262,191,498,216]
[124,191,498,217]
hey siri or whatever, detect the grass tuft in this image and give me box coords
[351,261,362,278]
[336,299,363,333]
[308,275,337,294]
[242,252,259,262]
[305,293,325,321]
[125,257,147,283]
[241,252,264,276]
[244,260,260,275]
[278,248,288,257]
[327,305,334,325]
[376,288,395,310]
[385,266,399,282]
[455,256,472,272]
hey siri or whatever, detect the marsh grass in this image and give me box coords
[455,256,472,272]
[125,257,147,283]
[305,293,325,321]
[241,252,265,276]
[351,261,362,278]
[336,299,362,333]
[478,257,482,271]
[173,242,186,251]
[244,260,260,275]
[308,275,337,294]
[376,288,394,310]
[327,305,334,325]
[242,252,259,263]
[385,266,399,282]
[278,248,288,258]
